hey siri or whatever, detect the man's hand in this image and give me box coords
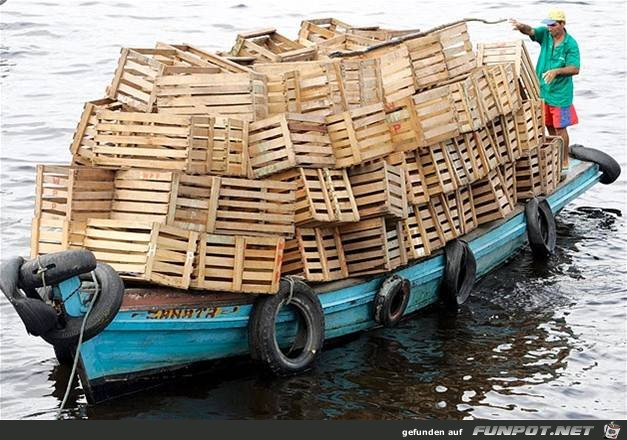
[509,18,522,31]
[543,69,558,84]
[509,18,534,36]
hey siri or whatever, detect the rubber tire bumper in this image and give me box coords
[19,250,97,290]
[42,262,124,346]
[570,144,621,184]
[525,197,557,258]
[440,239,476,312]
[248,278,324,375]
[374,275,410,327]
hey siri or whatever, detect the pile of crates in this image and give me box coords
[31,18,562,294]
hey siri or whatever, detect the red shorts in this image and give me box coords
[544,103,578,129]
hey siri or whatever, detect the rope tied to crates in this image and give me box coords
[285,276,295,305]
[36,256,49,289]
[57,270,100,418]
[328,17,508,58]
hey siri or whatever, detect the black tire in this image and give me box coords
[248,277,324,375]
[373,275,410,327]
[53,343,76,365]
[19,250,97,290]
[42,262,124,346]
[570,144,621,184]
[440,239,476,312]
[525,197,557,258]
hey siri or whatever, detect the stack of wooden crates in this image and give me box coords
[30,18,562,294]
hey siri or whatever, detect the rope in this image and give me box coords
[36,256,48,289]
[329,17,508,58]
[57,270,99,418]
[285,276,295,305]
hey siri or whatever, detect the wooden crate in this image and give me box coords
[347,27,419,42]
[207,117,250,177]
[93,111,212,173]
[191,233,284,294]
[449,79,482,133]
[30,216,85,258]
[272,168,359,226]
[434,22,476,79]
[497,162,517,208]
[443,136,471,187]
[83,219,198,289]
[298,18,354,45]
[385,151,429,206]
[416,144,458,196]
[106,47,221,112]
[515,100,544,150]
[248,113,335,178]
[413,85,460,145]
[284,63,346,116]
[155,42,254,74]
[430,193,460,242]
[467,67,499,124]
[282,227,348,282]
[404,34,449,91]
[316,33,378,56]
[454,184,478,236]
[326,103,394,168]
[359,45,416,105]
[111,169,179,223]
[474,126,500,172]
[486,63,521,116]
[539,137,561,195]
[501,112,521,160]
[231,28,316,63]
[385,97,424,153]
[172,174,295,237]
[515,145,542,200]
[70,98,124,166]
[155,72,268,121]
[404,201,446,258]
[488,116,516,165]
[470,169,513,225]
[477,40,540,101]
[340,217,402,276]
[340,58,384,109]
[349,160,408,220]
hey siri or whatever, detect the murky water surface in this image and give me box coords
[1,0,625,420]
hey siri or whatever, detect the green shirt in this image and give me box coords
[531,26,580,107]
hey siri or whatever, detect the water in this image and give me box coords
[1,0,626,420]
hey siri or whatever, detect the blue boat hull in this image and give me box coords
[78,160,600,403]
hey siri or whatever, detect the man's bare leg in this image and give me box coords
[555,127,570,168]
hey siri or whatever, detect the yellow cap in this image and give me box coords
[542,8,566,24]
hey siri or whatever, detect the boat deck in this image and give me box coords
[121,160,596,311]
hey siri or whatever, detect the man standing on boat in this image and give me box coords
[510,8,580,175]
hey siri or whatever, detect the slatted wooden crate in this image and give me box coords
[30,216,86,257]
[155,42,254,74]
[430,193,460,242]
[70,98,124,166]
[83,219,199,289]
[497,162,517,208]
[207,117,250,177]
[467,67,499,124]
[349,160,408,220]
[486,63,521,116]
[474,126,500,172]
[500,112,521,160]
[434,22,476,79]
[284,63,346,116]
[470,169,513,225]
[515,145,542,200]
[453,184,478,236]
[416,143,458,196]
[386,219,410,269]
[154,72,268,121]
[489,116,516,165]
[172,174,295,237]
[443,136,473,187]
[412,85,460,145]
[298,18,354,45]
[449,79,482,133]
[326,102,394,168]
[515,100,544,150]
[92,111,212,173]
[106,47,221,112]
[385,97,424,153]
[340,59,384,109]
[459,132,489,182]
[111,169,179,223]
[316,34,378,57]
[404,201,446,258]
[272,168,359,226]
[539,137,561,195]
[248,113,335,178]
[404,34,449,91]
[231,28,316,63]
[477,40,540,101]
[340,217,402,276]
[191,233,284,294]
[385,151,429,206]
[360,45,416,105]
[347,27,419,42]
[281,227,348,282]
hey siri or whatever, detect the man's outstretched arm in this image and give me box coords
[510,19,535,37]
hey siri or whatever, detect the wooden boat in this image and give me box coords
[73,158,600,403]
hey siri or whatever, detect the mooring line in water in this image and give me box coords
[329,17,508,58]
[57,271,100,417]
